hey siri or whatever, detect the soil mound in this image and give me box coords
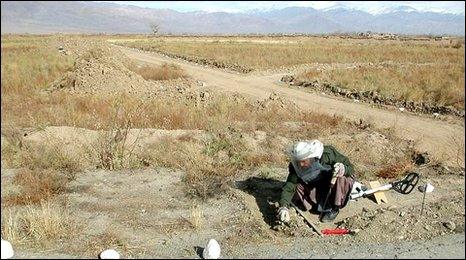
[47,41,198,98]
[48,45,156,94]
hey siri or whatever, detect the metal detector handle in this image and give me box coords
[392,172,420,194]
[350,183,392,200]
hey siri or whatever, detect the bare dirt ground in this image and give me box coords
[3,165,464,258]
[2,40,465,259]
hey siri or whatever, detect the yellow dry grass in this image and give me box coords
[128,62,187,81]
[2,36,423,191]
[3,169,68,206]
[0,35,428,255]
[1,200,78,246]
[1,132,83,174]
[189,204,203,230]
[76,230,128,258]
[118,36,465,109]
[298,63,465,109]
[118,36,464,70]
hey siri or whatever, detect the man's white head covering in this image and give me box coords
[290,140,324,161]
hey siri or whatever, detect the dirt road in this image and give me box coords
[120,47,465,168]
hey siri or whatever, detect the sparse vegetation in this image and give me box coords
[23,142,81,174]
[1,37,74,96]
[1,200,78,246]
[0,35,440,190]
[3,169,68,206]
[376,159,414,179]
[188,204,203,229]
[89,101,145,170]
[183,157,237,200]
[118,36,463,69]
[297,63,465,109]
[1,135,83,175]
[118,36,464,109]
[128,62,187,81]
[1,34,463,258]
[77,230,128,257]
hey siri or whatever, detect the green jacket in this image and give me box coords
[279,145,354,207]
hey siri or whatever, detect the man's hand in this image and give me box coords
[333,162,345,178]
[331,162,345,185]
[277,207,290,223]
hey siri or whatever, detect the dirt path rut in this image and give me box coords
[120,47,465,168]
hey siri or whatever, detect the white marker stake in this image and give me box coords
[1,239,14,259]
[203,239,221,259]
[420,183,434,215]
[99,249,120,259]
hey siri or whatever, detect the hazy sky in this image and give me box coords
[98,1,465,14]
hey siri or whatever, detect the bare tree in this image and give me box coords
[149,23,160,36]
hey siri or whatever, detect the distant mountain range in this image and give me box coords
[1,1,464,35]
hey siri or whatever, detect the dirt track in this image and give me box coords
[119,47,465,168]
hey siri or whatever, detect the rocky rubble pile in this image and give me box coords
[48,45,155,94]
[47,43,200,98]
[337,196,465,243]
[272,208,318,237]
[280,75,465,118]
[253,92,299,110]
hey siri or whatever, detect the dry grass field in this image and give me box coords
[116,36,465,109]
[0,35,350,247]
[297,63,464,108]
[1,34,464,258]
[112,36,463,67]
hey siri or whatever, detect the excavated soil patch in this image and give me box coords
[47,41,198,97]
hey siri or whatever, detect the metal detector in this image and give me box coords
[350,172,420,200]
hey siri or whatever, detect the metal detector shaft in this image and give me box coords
[349,172,420,200]
[319,183,334,221]
[291,202,323,237]
[350,183,393,200]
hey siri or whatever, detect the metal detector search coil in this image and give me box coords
[350,172,420,200]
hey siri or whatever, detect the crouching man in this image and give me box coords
[277,140,355,223]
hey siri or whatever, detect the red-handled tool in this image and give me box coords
[321,228,359,235]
